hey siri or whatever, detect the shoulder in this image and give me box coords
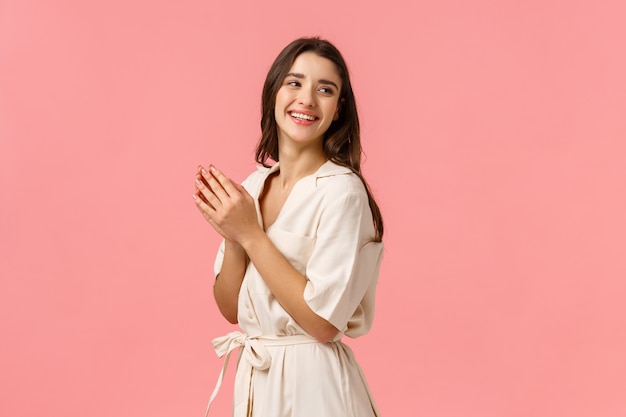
[314,161,368,202]
[312,162,377,241]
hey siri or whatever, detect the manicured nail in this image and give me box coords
[201,167,208,175]
[195,179,202,186]
[209,165,217,172]
[192,194,198,200]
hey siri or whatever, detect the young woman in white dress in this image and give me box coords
[193,37,384,417]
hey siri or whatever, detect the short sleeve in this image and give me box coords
[303,190,384,334]
[213,239,226,278]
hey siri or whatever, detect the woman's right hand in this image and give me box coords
[193,164,262,247]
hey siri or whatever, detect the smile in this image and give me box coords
[289,112,317,121]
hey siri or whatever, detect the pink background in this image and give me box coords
[2,1,626,416]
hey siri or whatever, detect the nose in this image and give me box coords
[297,87,316,107]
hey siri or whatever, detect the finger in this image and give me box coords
[196,166,209,187]
[193,187,212,207]
[231,181,255,204]
[202,166,232,202]
[196,168,211,188]
[208,165,241,198]
[195,173,211,196]
[193,192,217,216]
[195,177,221,208]
[193,194,231,239]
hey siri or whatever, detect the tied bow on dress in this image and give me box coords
[205,331,319,417]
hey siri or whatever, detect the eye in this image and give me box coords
[318,86,335,95]
[286,80,301,87]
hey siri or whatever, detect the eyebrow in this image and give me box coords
[286,72,339,90]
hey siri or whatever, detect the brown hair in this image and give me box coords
[255,37,383,241]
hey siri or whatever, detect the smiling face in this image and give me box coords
[274,52,342,151]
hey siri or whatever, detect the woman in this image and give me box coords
[193,37,384,417]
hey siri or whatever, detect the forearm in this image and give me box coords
[240,230,339,342]
[213,240,248,323]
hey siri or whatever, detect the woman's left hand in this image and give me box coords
[193,165,261,244]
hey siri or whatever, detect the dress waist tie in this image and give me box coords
[204,331,320,417]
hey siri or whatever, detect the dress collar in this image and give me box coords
[265,160,352,179]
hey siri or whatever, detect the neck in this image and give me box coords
[275,143,327,190]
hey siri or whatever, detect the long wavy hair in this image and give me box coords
[255,37,383,241]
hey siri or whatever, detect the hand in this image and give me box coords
[193,165,261,245]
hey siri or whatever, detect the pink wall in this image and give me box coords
[2,1,625,416]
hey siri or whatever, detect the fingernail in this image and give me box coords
[209,165,217,172]
[192,194,198,200]
[195,179,202,186]
[201,167,208,175]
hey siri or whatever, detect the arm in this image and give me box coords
[239,230,340,342]
[213,240,247,324]
[194,166,247,324]
[194,165,339,342]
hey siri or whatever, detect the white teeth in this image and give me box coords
[290,112,316,121]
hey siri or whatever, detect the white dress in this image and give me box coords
[207,160,384,417]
